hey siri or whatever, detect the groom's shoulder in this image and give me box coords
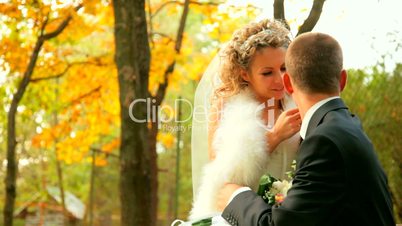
[302,113,370,159]
[315,108,366,142]
[309,110,379,167]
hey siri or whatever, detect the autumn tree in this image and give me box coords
[113,0,209,224]
[148,0,191,223]
[1,1,120,225]
[1,2,83,225]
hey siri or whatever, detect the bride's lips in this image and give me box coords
[272,87,284,92]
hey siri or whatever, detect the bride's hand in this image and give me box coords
[266,108,301,152]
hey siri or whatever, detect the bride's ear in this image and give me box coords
[283,73,294,94]
[240,69,250,82]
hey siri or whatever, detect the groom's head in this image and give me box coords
[284,32,346,96]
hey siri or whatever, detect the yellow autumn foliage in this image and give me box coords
[102,138,121,153]
[7,0,256,168]
[149,37,176,95]
[0,2,120,166]
[157,132,175,149]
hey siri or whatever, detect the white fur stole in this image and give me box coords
[189,89,270,220]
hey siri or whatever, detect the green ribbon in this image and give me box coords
[191,217,212,226]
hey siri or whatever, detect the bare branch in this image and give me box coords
[273,0,290,30]
[154,0,190,104]
[69,86,101,106]
[30,60,106,83]
[189,0,221,6]
[40,13,50,36]
[147,0,155,47]
[41,18,71,40]
[296,0,325,36]
[30,66,70,82]
[150,32,175,42]
[90,148,119,158]
[158,168,169,173]
[152,0,221,19]
[42,4,83,40]
[273,0,285,20]
[152,0,178,18]
[154,62,173,105]
[175,0,190,52]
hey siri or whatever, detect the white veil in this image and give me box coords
[191,52,222,199]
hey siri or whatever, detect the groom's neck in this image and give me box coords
[296,92,340,120]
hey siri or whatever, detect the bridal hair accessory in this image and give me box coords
[239,28,274,53]
[228,20,291,69]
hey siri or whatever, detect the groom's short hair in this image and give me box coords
[286,32,343,94]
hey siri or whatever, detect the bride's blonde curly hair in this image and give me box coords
[214,19,291,99]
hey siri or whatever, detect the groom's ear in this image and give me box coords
[283,73,294,94]
[339,69,347,92]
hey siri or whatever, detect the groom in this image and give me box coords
[218,32,395,226]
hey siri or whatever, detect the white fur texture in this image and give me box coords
[189,89,270,220]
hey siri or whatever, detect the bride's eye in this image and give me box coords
[281,67,286,72]
[262,71,273,76]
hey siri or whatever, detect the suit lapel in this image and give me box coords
[305,98,348,138]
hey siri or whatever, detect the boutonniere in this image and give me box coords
[257,160,296,205]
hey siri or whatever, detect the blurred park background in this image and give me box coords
[0,0,401,225]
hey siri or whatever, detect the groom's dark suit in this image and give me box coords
[222,98,395,226]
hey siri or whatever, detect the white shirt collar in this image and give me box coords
[300,96,340,139]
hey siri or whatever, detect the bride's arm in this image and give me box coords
[207,98,224,160]
[266,108,301,152]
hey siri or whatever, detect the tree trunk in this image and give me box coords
[273,0,290,30]
[88,150,96,226]
[54,146,67,224]
[4,37,44,226]
[53,77,68,225]
[296,0,326,36]
[174,96,183,219]
[147,0,191,223]
[153,0,190,104]
[40,146,47,226]
[113,0,153,226]
[273,0,326,36]
[148,121,159,225]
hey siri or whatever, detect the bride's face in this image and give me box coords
[241,47,286,102]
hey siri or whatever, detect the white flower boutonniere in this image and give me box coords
[257,160,296,205]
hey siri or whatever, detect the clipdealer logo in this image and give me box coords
[128,98,193,128]
[128,96,279,131]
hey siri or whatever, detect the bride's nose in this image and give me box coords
[274,72,283,84]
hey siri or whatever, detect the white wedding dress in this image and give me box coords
[189,87,300,222]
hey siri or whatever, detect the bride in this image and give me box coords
[190,19,301,223]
